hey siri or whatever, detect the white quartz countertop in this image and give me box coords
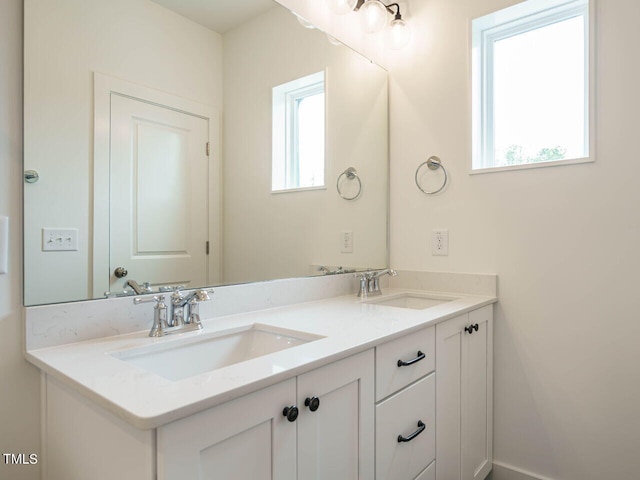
[26,289,496,429]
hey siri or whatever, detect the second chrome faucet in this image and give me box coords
[134,288,213,337]
[356,269,397,298]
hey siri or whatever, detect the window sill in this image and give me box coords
[469,156,594,175]
[271,185,327,194]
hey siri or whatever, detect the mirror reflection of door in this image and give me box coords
[109,94,209,292]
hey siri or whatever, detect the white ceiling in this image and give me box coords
[151,0,275,34]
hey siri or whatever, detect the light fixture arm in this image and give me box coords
[355,0,403,19]
[385,3,402,20]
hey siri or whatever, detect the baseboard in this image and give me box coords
[490,461,554,480]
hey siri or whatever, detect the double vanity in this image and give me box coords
[26,272,496,480]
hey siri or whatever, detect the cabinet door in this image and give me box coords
[435,313,468,480]
[297,349,375,480]
[462,306,493,480]
[435,306,493,480]
[157,378,297,480]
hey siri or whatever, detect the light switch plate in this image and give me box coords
[42,228,79,251]
[0,216,8,274]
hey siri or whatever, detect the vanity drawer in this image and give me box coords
[376,326,435,400]
[376,373,435,480]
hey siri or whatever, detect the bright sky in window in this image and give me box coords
[493,15,586,166]
[297,92,325,187]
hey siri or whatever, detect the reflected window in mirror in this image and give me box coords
[272,71,325,192]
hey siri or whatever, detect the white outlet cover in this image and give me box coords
[341,231,353,253]
[432,229,449,256]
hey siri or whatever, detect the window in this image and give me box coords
[272,71,325,191]
[472,0,592,171]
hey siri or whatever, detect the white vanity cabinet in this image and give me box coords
[38,301,495,480]
[158,349,374,480]
[435,305,493,480]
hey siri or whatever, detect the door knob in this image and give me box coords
[114,267,128,278]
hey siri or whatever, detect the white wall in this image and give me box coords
[0,1,42,478]
[385,0,640,478]
[24,0,223,305]
[222,6,387,284]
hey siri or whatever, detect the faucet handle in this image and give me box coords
[192,289,214,302]
[171,288,185,303]
[133,294,165,305]
[186,289,213,327]
[133,295,169,337]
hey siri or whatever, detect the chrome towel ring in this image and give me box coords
[337,167,362,200]
[415,156,448,195]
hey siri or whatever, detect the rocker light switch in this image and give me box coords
[0,216,8,274]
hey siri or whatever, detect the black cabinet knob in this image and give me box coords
[282,406,298,422]
[305,396,320,412]
[464,324,479,334]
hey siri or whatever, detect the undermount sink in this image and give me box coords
[111,324,324,381]
[365,292,457,310]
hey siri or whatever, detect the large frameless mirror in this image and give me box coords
[23,0,388,306]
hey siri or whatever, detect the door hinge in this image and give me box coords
[206,142,210,156]
[206,241,210,255]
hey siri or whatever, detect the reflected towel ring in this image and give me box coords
[337,167,362,200]
[415,156,448,195]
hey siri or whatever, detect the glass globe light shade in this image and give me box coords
[327,0,358,15]
[389,17,411,49]
[360,0,388,34]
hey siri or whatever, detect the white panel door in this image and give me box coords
[157,378,297,480]
[296,350,375,480]
[110,94,209,291]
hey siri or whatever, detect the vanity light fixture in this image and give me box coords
[326,0,412,48]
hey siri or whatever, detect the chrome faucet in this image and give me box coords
[368,269,397,296]
[123,279,153,295]
[355,269,397,298]
[355,271,374,298]
[170,288,213,328]
[134,288,213,337]
[104,280,153,298]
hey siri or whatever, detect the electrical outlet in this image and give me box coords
[432,229,449,256]
[341,231,353,253]
[42,228,78,252]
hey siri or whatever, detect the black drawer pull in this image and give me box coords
[397,350,425,367]
[397,421,426,443]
